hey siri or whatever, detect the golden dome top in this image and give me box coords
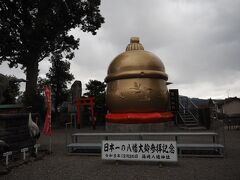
[126,37,144,51]
[105,37,168,83]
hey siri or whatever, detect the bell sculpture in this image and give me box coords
[105,37,173,125]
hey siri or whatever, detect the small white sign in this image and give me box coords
[102,140,177,162]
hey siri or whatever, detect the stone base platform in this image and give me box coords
[105,122,174,132]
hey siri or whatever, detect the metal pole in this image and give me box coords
[49,136,52,153]
[65,123,68,146]
[65,122,72,146]
[222,119,226,156]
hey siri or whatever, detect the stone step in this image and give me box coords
[180,114,192,117]
[183,121,197,124]
[185,124,199,127]
[183,118,195,121]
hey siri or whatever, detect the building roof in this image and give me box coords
[211,97,240,107]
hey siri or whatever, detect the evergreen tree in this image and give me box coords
[46,52,74,113]
[1,75,21,104]
[84,80,107,124]
[84,79,106,108]
[0,0,104,110]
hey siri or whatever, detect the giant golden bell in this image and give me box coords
[105,37,169,113]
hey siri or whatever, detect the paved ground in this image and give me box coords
[1,126,240,180]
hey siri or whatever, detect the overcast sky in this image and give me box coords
[1,0,240,99]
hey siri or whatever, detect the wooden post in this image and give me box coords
[3,151,12,166]
[21,148,29,161]
[34,144,40,155]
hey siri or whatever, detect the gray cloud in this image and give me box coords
[1,0,240,99]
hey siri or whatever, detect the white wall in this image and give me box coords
[222,101,240,115]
